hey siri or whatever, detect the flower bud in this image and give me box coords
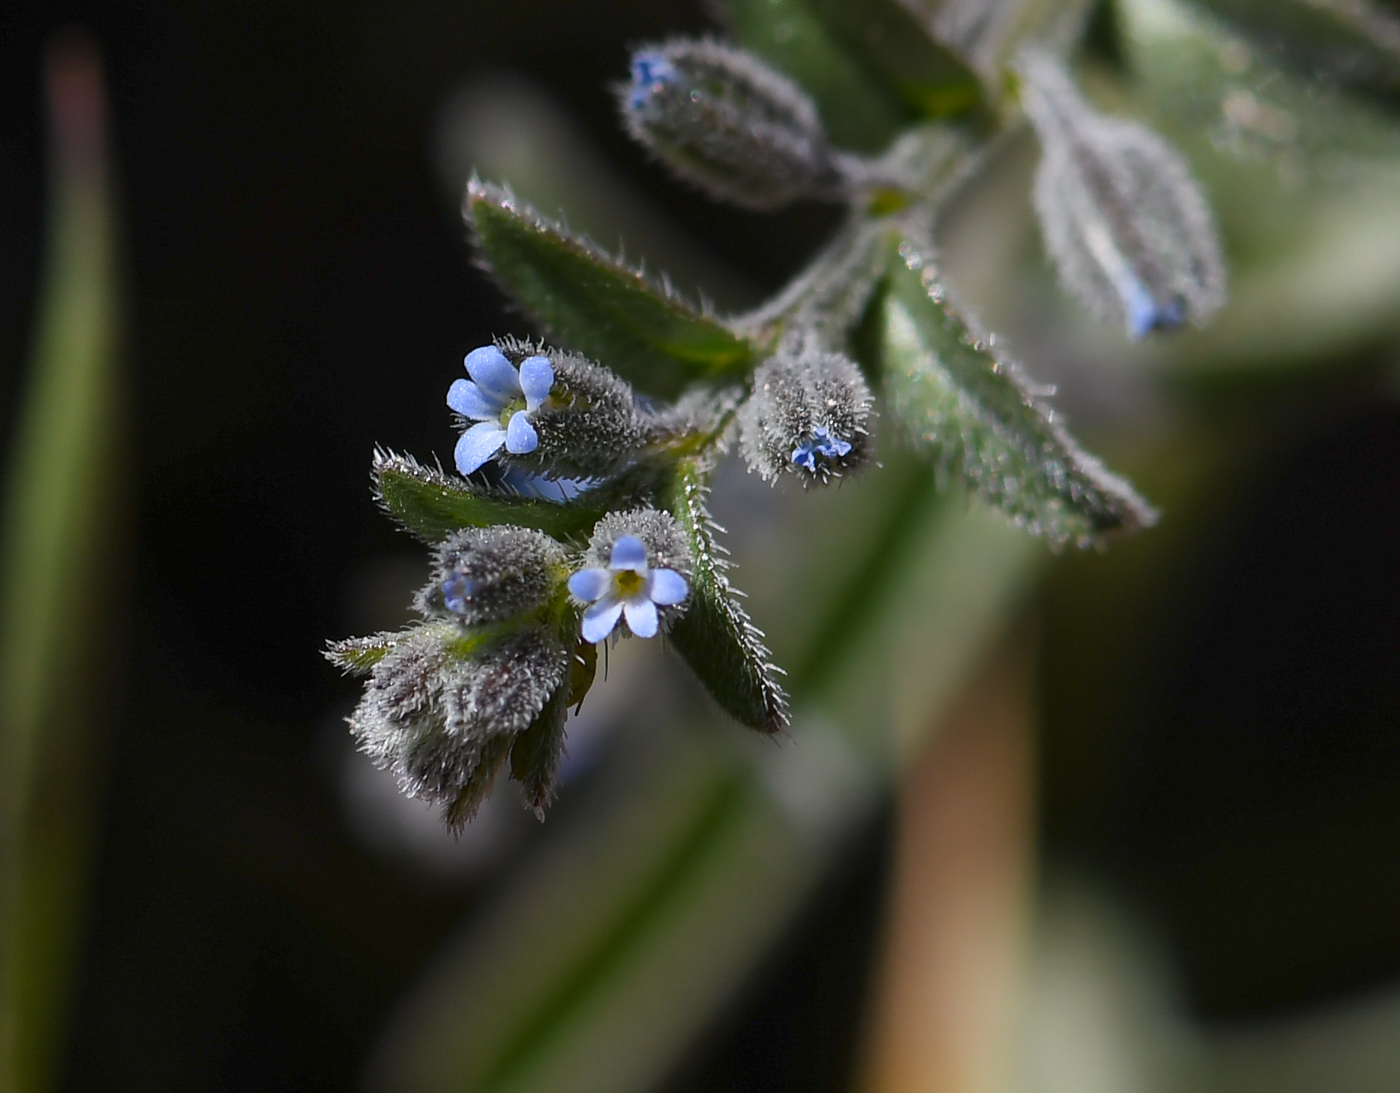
[488,338,645,479]
[347,622,571,826]
[415,525,566,625]
[1018,49,1225,339]
[738,342,874,484]
[620,38,852,211]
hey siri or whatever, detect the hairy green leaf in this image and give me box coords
[803,0,983,117]
[1190,0,1400,102]
[1119,0,1400,162]
[715,0,909,150]
[881,235,1156,547]
[372,450,610,544]
[466,180,755,399]
[664,459,789,733]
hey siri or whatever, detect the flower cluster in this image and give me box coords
[332,10,1230,823]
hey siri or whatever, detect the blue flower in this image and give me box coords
[791,426,852,473]
[448,346,555,476]
[568,535,689,643]
[628,52,676,111]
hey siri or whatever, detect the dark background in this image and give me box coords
[2,1,1398,1089]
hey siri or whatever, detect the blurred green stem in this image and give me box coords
[0,33,126,1093]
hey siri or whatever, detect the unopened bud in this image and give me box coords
[739,342,874,484]
[415,525,566,625]
[1018,49,1225,338]
[620,38,852,210]
[348,623,570,826]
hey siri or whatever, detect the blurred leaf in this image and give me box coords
[881,234,1156,547]
[466,180,756,399]
[0,36,125,1093]
[664,458,790,734]
[1119,0,1400,162]
[715,0,910,150]
[802,0,983,117]
[1190,0,1400,102]
[373,450,610,544]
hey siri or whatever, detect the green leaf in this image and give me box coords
[372,450,611,544]
[664,458,790,733]
[466,180,756,400]
[0,39,126,1093]
[1188,0,1400,103]
[324,631,400,674]
[881,235,1156,547]
[1119,0,1400,162]
[802,0,983,117]
[714,0,910,150]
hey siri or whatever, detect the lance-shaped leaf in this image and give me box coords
[1120,0,1400,163]
[715,0,909,150]
[465,180,754,400]
[664,458,789,733]
[1018,49,1225,338]
[802,0,983,117]
[373,449,611,544]
[881,237,1156,547]
[1190,0,1400,103]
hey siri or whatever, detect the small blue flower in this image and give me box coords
[628,52,677,111]
[791,426,852,473]
[441,573,476,615]
[568,535,689,643]
[499,465,597,504]
[448,346,555,476]
[1119,275,1188,340]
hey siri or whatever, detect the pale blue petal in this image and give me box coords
[454,420,506,475]
[568,567,611,602]
[649,568,688,606]
[505,411,539,454]
[447,377,501,420]
[518,356,554,410]
[464,345,520,400]
[581,596,624,643]
[610,535,648,572]
[623,596,658,638]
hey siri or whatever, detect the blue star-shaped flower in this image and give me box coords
[448,346,555,475]
[791,425,852,473]
[568,535,689,643]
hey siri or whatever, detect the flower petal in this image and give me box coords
[447,377,501,420]
[649,568,689,606]
[623,596,658,638]
[581,596,624,643]
[518,355,554,410]
[464,345,521,400]
[453,420,507,475]
[609,535,648,572]
[505,410,539,454]
[567,567,611,602]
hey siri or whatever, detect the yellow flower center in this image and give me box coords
[613,569,645,597]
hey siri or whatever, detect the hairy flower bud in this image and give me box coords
[738,342,874,484]
[1018,49,1225,339]
[620,38,852,211]
[415,525,566,625]
[346,622,571,826]
[484,338,645,479]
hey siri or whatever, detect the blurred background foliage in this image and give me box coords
[0,0,1398,1091]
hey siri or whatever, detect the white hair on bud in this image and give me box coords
[620,37,855,210]
[1019,49,1225,338]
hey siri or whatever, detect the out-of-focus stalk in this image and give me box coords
[858,639,1038,1093]
[0,32,127,1093]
